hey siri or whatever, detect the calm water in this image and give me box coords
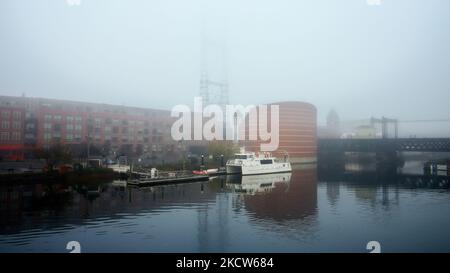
[1,164,450,253]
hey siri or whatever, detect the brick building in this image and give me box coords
[243,101,317,164]
[0,95,179,162]
[0,105,26,160]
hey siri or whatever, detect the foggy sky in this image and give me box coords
[1,0,450,128]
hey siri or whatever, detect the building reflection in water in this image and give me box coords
[194,164,318,251]
[228,165,318,222]
[1,165,319,251]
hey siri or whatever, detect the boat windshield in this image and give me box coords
[234,155,248,160]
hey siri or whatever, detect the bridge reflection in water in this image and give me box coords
[2,159,450,252]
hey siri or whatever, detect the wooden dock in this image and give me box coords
[127,170,209,187]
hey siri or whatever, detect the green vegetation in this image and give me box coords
[207,141,238,160]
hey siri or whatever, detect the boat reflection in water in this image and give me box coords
[0,165,319,252]
[225,172,292,195]
[221,164,318,224]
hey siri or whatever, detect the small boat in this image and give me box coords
[226,149,292,175]
[193,168,227,176]
[193,170,208,175]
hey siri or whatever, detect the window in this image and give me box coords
[66,116,74,122]
[1,121,10,129]
[44,133,52,140]
[1,111,10,119]
[12,132,21,141]
[53,115,62,121]
[66,124,74,131]
[0,132,9,141]
[75,116,82,123]
[260,159,273,165]
[94,118,102,127]
[44,114,52,121]
[26,123,35,130]
[12,121,21,129]
[74,134,82,142]
[75,124,82,131]
[12,111,21,120]
[66,134,73,141]
[44,123,52,130]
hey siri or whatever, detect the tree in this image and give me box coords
[34,144,73,170]
[207,141,238,161]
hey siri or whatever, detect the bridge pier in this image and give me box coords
[375,151,401,174]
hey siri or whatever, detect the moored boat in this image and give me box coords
[226,149,292,175]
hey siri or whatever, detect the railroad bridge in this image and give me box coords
[318,138,450,153]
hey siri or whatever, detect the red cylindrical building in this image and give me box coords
[243,101,317,164]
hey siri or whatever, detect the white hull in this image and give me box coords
[226,149,292,176]
[226,162,291,175]
[108,164,130,173]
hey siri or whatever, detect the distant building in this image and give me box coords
[326,109,340,137]
[354,125,378,139]
[317,109,341,139]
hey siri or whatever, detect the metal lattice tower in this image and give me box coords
[199,14,229,110]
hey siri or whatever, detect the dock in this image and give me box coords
[424,158,450,177]
[127,170,209,187]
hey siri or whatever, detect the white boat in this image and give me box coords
[226,149,292,175]
[108,164,130,173]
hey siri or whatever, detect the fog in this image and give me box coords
[1,0,450,132]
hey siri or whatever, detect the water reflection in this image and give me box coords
[226,172,292,194]
[236,168,317,222]
[1,161,450,252]
[0,167,319,252]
